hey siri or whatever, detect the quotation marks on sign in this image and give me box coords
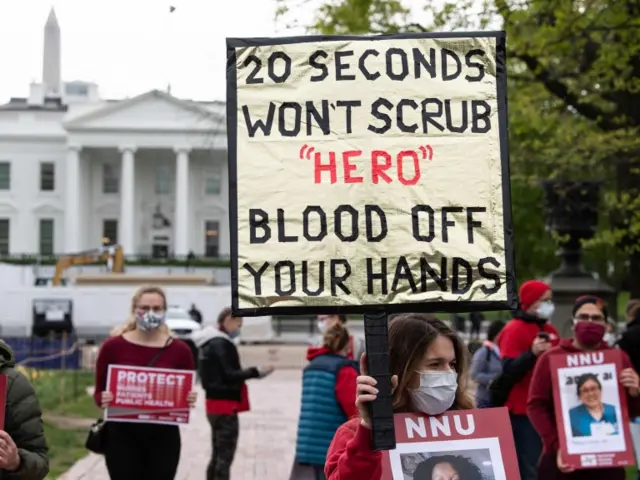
[298,144,435,186]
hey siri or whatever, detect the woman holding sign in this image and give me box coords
[527,296,640,479]
[324,313,474,479]
[93,285,198,480]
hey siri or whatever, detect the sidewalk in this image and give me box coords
[59,369,302,480]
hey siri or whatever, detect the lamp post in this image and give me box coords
[540,180,616,334]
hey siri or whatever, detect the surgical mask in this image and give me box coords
[574,321,605,347]
[134,310,165,332]
[410,370,458,416]
[536,301,555,319]
[317,321,328,334]
[228,329,241,339]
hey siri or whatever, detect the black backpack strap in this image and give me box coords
[147,337,173,367]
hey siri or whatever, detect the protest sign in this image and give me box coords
[381,408,520,479]
[550,349,635,469]
[226,32,516,316]
[105,365,194,426]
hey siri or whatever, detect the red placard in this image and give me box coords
[105,365,195,426]
[550,349,635,469]
[381,408,520,480]
[0,375,7,430]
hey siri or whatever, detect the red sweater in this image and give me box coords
[94,335,195,406]
[527,338,640,453]
[325,418,382,480]
[497,317,559,414]
[306,346,359,418]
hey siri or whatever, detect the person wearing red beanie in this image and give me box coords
[495,279,560,480]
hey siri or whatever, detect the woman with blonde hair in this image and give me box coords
[324,313,474,479]
[93,285,197,480]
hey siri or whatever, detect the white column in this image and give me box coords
[174,147,190,256]
[119,146,136,254]
[64,145,81,252]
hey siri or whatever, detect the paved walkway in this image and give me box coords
[59,370,302,480]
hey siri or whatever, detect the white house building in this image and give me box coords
[0,9,229,258]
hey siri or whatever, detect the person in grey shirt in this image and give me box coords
[314,314,366,362]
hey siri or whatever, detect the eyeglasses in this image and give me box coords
[575,313,605,323]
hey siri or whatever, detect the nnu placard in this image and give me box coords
[226,32,516,316]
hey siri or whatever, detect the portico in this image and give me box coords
[62,90,229,257]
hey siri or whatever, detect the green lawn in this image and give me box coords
[627,467,637,479]
[19,368,100,479]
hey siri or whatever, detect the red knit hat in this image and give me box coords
[519,280,551,311]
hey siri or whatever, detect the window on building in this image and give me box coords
[204,163,222,195]
[102,219,118,245]
[155,165,171,195]
[102,163,119,194]
[0,163,10,190]
[39,219,54,255]
[65,83,89,96]
[0,219,9,255]
[204,221,220,257]
[40,162,55,191]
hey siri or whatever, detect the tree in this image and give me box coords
[276,0,640,296]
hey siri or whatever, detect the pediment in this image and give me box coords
[32,203,63,215]
[94,202,119,215]
[64,90,225,133]
[0,200,18,214]
[196,204,226,216]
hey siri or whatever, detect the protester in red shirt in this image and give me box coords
[527,295,640,479]
[290,322,359,479]
[94,285,198,480]
[324,313,475,480]
[495,279,559,480]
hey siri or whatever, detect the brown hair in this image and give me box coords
[626,299,640,322]
[110,285,172,337]
[322,322,350,353]
[217,307,233,326]
[388,313,474,412]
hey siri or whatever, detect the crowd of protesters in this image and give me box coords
[83,282,640,480]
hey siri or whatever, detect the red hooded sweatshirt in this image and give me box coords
[527,338,640,454]
[306,346,359,419]
[325,417,382,480]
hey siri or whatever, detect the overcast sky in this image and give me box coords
[0,0,437,104]
[0,0,312,103]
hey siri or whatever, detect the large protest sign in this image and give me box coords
[381,409,520,479]
[226,32,516,315]
[550,349,635,470]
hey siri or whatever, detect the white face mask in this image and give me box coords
[317,321,328,334]
[410,370,458,416]
[536,301,555,319]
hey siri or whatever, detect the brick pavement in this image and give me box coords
[59,369,302,480]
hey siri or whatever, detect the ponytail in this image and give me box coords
[322,322,350,353]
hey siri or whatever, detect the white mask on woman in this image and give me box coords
[410,370,458,415]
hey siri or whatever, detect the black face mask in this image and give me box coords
[634,310,640,324]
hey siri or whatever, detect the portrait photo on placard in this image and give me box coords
[557,363,626,455]
[389,438,506,480]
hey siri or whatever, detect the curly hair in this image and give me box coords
[413,454,484,480]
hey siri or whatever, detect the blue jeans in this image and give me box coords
[510,414,541,480]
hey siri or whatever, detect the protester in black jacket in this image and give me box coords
[192,307,273,480]
[617,299,640,373]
